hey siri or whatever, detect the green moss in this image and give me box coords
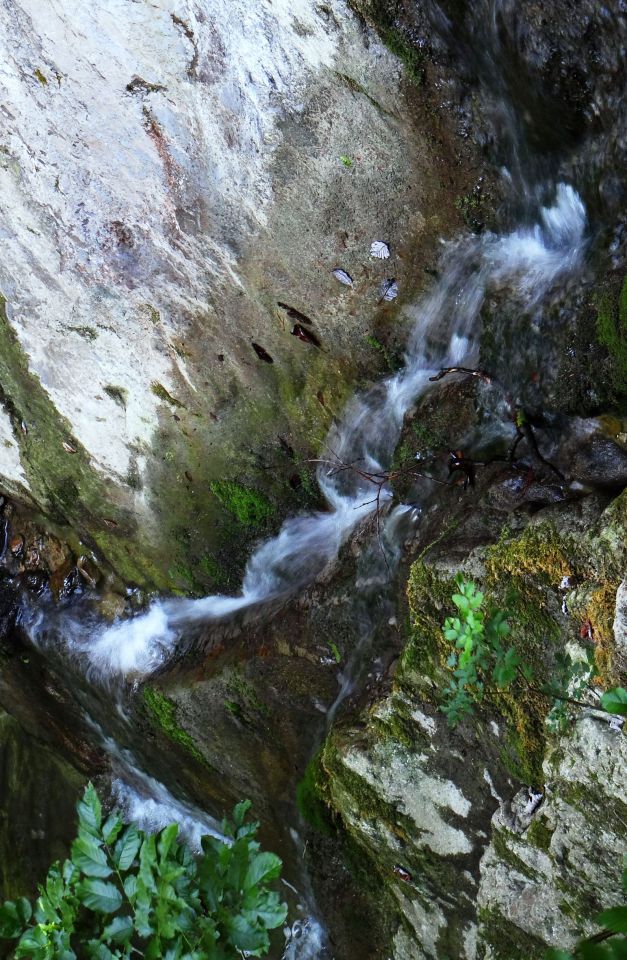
[0,297,167,590]
[558,781,627,836]
[595,281,627,398]
[369,698,423,750]
[226,670,270,719]
[492,830,539,881]
[580,580,621,686]
[401,561,456,685]
[526,818,554,852]
[142,686,210,768]
[296,751,334,835]
[478,907,547,960]
[485,523,573,588]
[327,640,342,663]
[34,68,48,85]
[104,385,128,408]
[380,26,424,85]
[411,418,446,452]
[199,554,229,586]
[209,480,274,527]
[404,544,554,785]
[335,72,384,111]
[151,381,184,408]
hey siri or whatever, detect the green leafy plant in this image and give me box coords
[441,578,515,725]
[548,858,627,959]
[441,577,627,729]
[0,784,287,959]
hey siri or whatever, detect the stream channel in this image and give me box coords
[4,0,618,956]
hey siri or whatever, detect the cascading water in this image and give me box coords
[15,175,588,959]
[21,182,587,682]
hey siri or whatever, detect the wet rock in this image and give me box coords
[0,0,488,590]
[536,417,627,489]
[9,535,23,557]
[95,591,127,622]
[477,718,627,954]
[0,711,84,900]
[613,579,627,667]
[309,485,627,958]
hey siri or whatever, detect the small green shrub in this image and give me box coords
[0,784,287,959]
[441,578,627,729]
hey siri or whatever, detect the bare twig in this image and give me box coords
[429,366,494,385]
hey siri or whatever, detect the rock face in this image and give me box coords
[307,487,627,958]
[0,709,84,900]
[0,0,483,591]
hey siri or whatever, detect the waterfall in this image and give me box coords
[21,183,587,681]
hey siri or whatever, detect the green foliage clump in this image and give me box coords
[548,858,627,960]
[0,784,287,959]
[441,578,518,725]
[364,335,400,373]
[208,481,274,527]
[441,578,627,731]
[143,687,209,768]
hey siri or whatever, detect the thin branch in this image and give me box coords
[429,366,494,384]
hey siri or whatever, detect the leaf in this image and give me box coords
[86,942,115,960]
[0,900,29,939]
[15,925,50,959]
[600,687,627,716]
[115,825,142,872]
[225,913,268,954]
[332,268,354,287]
[139,835,157,892]
[102,812,124,846]
[252,891,288,929]
[232,801,252,828]
[78,783,103,838]
[77,878,123,913]
[158,824,179,863]
[597,906,627,933]
[244,852,282,890]
[102,914,134,944]
[72,835,112,878]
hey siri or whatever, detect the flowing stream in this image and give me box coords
[14,3,596,956]
[24,187,586,684]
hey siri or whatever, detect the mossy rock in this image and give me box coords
[142,686,212,769]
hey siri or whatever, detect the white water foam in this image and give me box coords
[23,184,586,680]
[111,774,224,852]
[87,720,225,850]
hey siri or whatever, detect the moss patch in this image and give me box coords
[596,278,627,399]
[142,686,210,768]
[492,829,539,881]
[103,385,128,408]
[296,751,334,835]
[526,817,554,852]
[209,480,274,527]
[150,381,184,408]
[478,907,547,960]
